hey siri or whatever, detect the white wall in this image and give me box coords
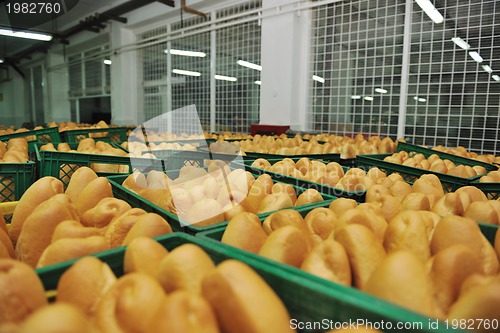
[0,70,26,127]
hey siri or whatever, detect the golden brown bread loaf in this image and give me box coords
[301,239,351,286]
[51,220,103,242]
[123,237,169,277]
[15,198,80,267]
[328,198,358,216]
[9,177,64,245]
[257,193,294,214]
[448,279,500,333]
[258,225,309,267]
[383,210,435,262]
[455,185,488,202]
[335,224,386,290]
[81,198,132,228]
[103,208,148,248]
[57,256,116,317]
[400,192,431,211]
[221,212,268,253]
[295,188,324,207]
[429,244,482,315]
[0,229,14,258]
[222,201,247,220]
[463,201,499,225]
[64,167,98,203]
[156,243,215,294]
[94,272,166,333]
[36,236,109,268]
[262,209,306,235]
[240,174,273,213]
[146,291,220,333]
[184,198,225,227]
[365,184,390,204]
[304,207,338,245]
[202,259,294,333]
[337,207,387,242]
[365,251,443,318]
[19,303,97,333]
[271,183,298,204]
[122,171,148,193]
[431,193,465,217]
[0,259,47,324]
[121,213,173,245]
[75,177,113,216]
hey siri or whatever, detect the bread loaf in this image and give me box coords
[0,229,14,258]
[64,167,98,203]
[202,259,294,333]
[0,259,47,324]
[75,177,113,216]
[258,225,309,268]
[122,171,148,193]
[80,197,131,228]
[295,189,324,207]
[156,243,215,294]
[221,212,268,253]
[329,198,358,216]
[304,207,337,245]
[57,256,116,316]
[184,198,224,227]
[51,220,103,242]
[337,207,387,242]
[262,209,306,235]
[121,213,173,245]
[123,237,169,277]
[9,177,64,245]
[103,208,148,248]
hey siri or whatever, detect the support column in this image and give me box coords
[259,0,312,131]
[46,51,70,123]
[110,24,139,126]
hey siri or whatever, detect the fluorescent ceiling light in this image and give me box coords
[375,88,388,94]
[172,69,201,77]
[103,59,112,65]
[492,75,500,82]
[468,51,484,63]
[0,59,3,63]
[351,95,362,99]
[418,98,427,102]
[451,37,470,50]
[254,80,261,85]
[0,28,52,41]
[215,74,237,82]
[312,75,325,83]
[482,65,493,74]
[237,60,262,71]
[415,0,444,24]
[413,96,419,101]
[164,49,206,57]
[364,96,374,101]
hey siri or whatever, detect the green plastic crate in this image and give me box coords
[397,142,497,171]
[244,151,341,161]
[234,158,366,202]
[0,162,36,202]
[35,143,163,188]
[59,127,129,143]
[478,223,498,245]
[107,169,336,234]
[357,154,481,193]
[470,181,500,200]
[0,127,61,153]
[34,233,466,333]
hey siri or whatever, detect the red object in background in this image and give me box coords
[250,124,290,136]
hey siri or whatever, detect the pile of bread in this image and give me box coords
[432,145,500,165]
[252,158,388,192]
[0,127,47,141]
[128,130,208,142]
[214,131,252,140]
[0,237,298,333]
[383,151,489,178]
[121,140,198,159]
[0,167,173,269]
[479,169,500,184]
[122,166,326,227]
[226,134,397,159]
[57,120,109,138]
[0,138,29,163]
[221,193,500,327]
[40,138,131,179]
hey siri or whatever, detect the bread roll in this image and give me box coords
[157,243,215,294]
[271,183,297,204]
[9,177,64,245]
[337,208,387,242]
[384,210,434,262]
[94,273,166,333]
[81,197,132,228]
[221,212,268,253]
[0,259,47,324]
[301,239,351,286]
[222,201,246,220]
[329,198,358,216]
[202,259,294,333]
[431,193,465,217]
[455,186,488,203]
[295,189,323,207]
[104,208,148,248]
[51,220,102,242]
[365,251,442,318]
[463,201,499,225]
[258,225,309,267]
[262,209,305,235]
[388,180,413,201]
[75,177,113,216]
[251,158,271,170]
[365,184,390,204]
[146,291,219,333]
[65,167,98,203]
[19,303,97,333]
[240,174,274,214]
[429,244,482,314]
[124,237,169,277]
[304,207,337,245]
[122,171,148,193]
[257,193,293,214]
[412,174,444,199]
[448,280,500,332]
[16,198,80,267]
[335,224,386,290]
[57,256,116,316]
[0,229,14,258]
[121,213,173,245]
[184,198,224,227]
[379,194,401,222]
[36,236,109,268]
[146,170,170,190]
[400,192,431,211]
